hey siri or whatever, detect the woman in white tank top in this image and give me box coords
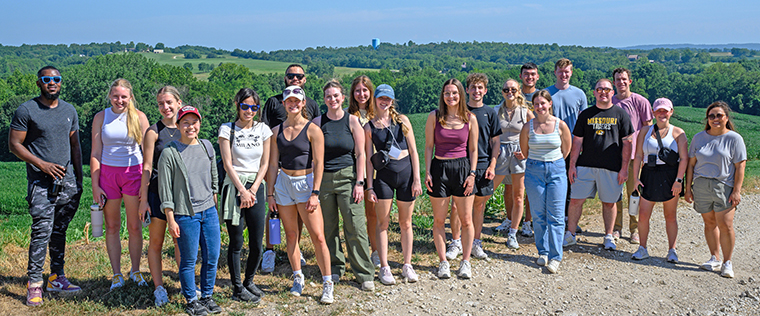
[90,78,150,290]
[630,98,688,263]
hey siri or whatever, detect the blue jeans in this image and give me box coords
[525,158,567,262]
[175,206,221,301]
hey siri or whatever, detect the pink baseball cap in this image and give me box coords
[652,98,673,112]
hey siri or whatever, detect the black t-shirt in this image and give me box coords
[262,94,321,129]
[572,105,634,172]
[10,98,80,181]
[468,105,502,168]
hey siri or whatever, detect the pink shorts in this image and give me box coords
[100,164,142,199]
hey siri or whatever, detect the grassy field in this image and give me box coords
[138,52,378,79]
[0,105,757,314]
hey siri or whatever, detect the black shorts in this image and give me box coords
[427,157,470,198]
[148,190,167,221]
[473,167,494,197]
[374,156,415,202]
[640,164,678,202]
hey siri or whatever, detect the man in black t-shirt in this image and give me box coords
[565,79,634,251]
[261,64,321,129]
[9,66,84,306]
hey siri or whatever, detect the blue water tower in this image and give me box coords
[372,38,380,50]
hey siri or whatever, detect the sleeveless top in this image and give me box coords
[101,107,142,167]
[321,113,355,172]
[358,109,370,126]
[369,120,408,151]
[149,120,181,193]
[434,120,469,159]
[528,119,563,161]
[643,125,677,165]
[277,121,313,170]
[498,105,529,143]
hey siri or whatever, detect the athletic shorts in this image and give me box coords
[148,191,167,221]
[100,164,142,199]
[495,143,526,182]
[274,171,314,206]
[570,166,623,203]
[473,168,494,197]
[374,156,415,202]
[427,157,470,198]
[692,177,733,214]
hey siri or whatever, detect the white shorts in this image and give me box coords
[274,171,314,206]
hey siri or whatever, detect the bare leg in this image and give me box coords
[662,197,679,249]
[375,199,394,267]
[566,199,585,235]
[473,195,490,240]
[123,194,143,273]
[637,198,655,248]
[602,202,617,236]
[431,197,450,262]
[715,207,736,262]
[296,203,331,276]
[279,204,303,271]
[148,218,167,287]
[397,200,415,265]
[104,198,123,275]
[364,197,378,252]
[701,212,721,258]
[449,198,460,240]
[453,196,475,261]
[509,174,525,230]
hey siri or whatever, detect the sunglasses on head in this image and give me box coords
[286,73,305,80]
[239,103,260,111]
[595,87,613,94]
[708,113,725,120]
[502,87,518,94]
[39,76,62,84]
[284,87,304,97]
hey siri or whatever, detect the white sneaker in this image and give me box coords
[154,286,169,307]
[129,270,148,286]
[371,250,381,268]
[520,221,534,237]
[562,231,576,247]
[290,273,304,296]
[506,234,520,249]
[457,260,472,279]
[437,261,451,279]
[401,264,418,283]
[320,280,334,304]
[701,255,722,271]
[110,274,125,291]
[720,261,734,278]
[361,281,375,291]
[379,266,395,285]
[666,249,679,263]
[546,259,561,274]
[262,250,275,273]
[495,218,512,231]
[603,234,617,250]
[445,240,462,260]
[631,246,649,260]
[471,240,488,259]
[536,255,548,267]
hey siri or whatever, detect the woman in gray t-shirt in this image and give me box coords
[684,101,747,279]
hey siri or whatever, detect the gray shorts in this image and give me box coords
[274,171,314,206]
[495,143,526,183]
[570,166,623,203]
[692,177,733,214]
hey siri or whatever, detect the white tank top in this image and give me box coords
[642,125,677,165]
[101,107,142,167]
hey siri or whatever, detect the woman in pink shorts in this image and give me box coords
[90,78,150,290]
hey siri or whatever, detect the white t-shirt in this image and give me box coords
[218,122,273,175]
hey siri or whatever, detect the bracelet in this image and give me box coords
[267,194,274,197]
[365,187,374,191]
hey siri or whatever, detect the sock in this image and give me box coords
[509,228,518,236]
[474,238,481,243]
[453,238,461,245]
[322,275,331,283]
[30,280,44,288]
[293,270,302,277]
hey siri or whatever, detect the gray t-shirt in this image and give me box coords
[175,141,215,212]
[10,98,79,181]
[688,130,747,187]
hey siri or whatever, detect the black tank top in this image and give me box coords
[277,121,313,170]
[149,120,181,193]
[369,120,408,151]
[321,113,354,172]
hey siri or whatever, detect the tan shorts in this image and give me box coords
[692,177,733,214]
[570,166,623,203]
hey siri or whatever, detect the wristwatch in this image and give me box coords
[468,170,477,177]
[311,190,320,196]
[356,180,365,186]
[675,178,683,183]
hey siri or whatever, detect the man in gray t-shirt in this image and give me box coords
[9,66,83,305]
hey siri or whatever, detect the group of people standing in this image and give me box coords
[10,60,746,315]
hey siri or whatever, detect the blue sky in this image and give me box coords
[2,0,758,52]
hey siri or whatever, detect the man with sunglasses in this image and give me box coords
[565,79,634,251]
[9,66,84,306]
[611,68,653,245]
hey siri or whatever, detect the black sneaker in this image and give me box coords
[185,300,208,316]
[199,296,222,314]
[245,282,265,298]
[232,287,261,303]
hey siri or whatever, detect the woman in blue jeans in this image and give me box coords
[519,91,571,274]
[158,106,222,316]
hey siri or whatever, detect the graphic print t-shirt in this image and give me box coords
[573,105,634,172]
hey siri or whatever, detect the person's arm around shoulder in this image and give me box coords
[349,115,366,203]
[400,115,422,197]
[90,111,107,206]
[307,122,324,212]
[139,124,159,220]
[266,125,281,213]
[463,113,479,196]
[423,111,437,193]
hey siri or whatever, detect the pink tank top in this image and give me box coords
[434,120,469,158]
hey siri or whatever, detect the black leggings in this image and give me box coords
[226,185,267,288]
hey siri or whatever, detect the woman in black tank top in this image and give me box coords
[265,85,334,304]
[314,80,375,290]
[139,86,182,306]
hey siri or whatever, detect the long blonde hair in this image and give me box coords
[109,78,142,144]
[499,79,529,121]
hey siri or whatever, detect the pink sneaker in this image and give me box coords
[46,273,81,292]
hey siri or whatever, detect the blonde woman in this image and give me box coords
[90,78,150,290]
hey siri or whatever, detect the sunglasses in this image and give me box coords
[595,87,613,94]
[39,76,62,84]
[284,87,304,97]
[286,73,305,80]
[708,113,725,120]
[502,87,518,94]
[239,103,260,111]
